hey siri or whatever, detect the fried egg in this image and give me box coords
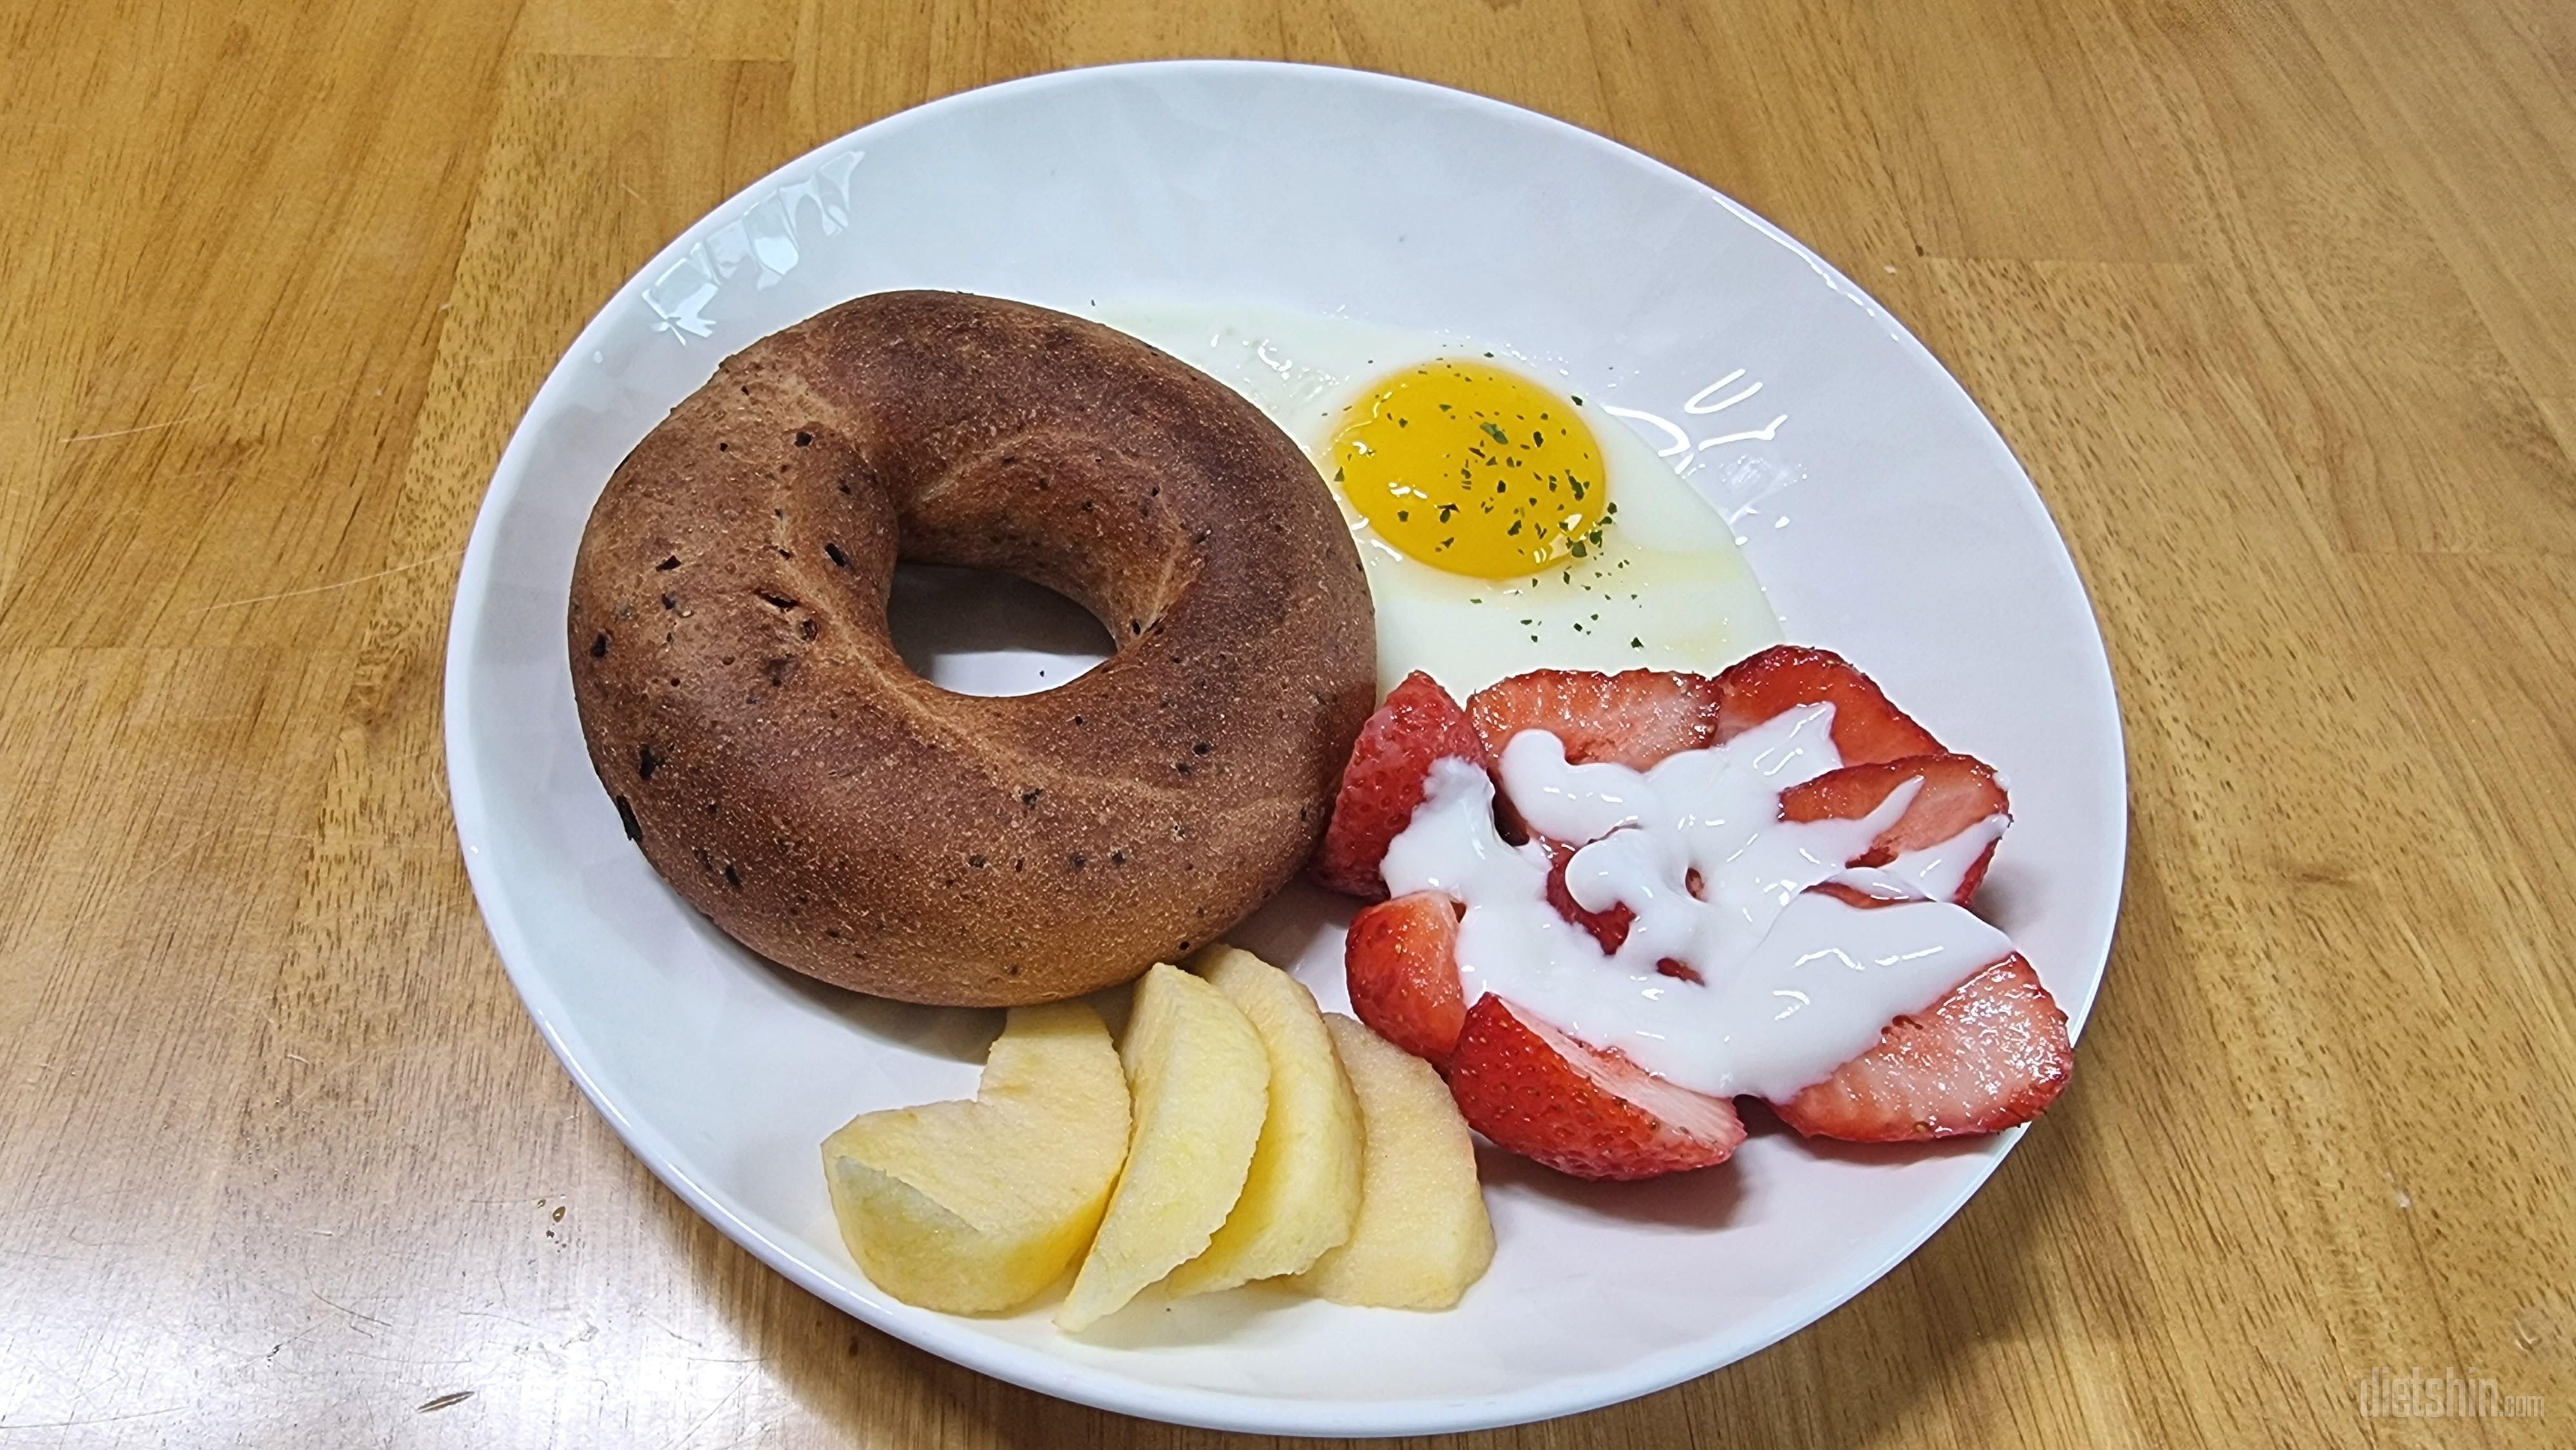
[1088,300,1781,697]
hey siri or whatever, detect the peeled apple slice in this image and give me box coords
[820,1001,1128,1314]
[1057,963,1271,1331]
[1164,946,1364,1297]
[1290,1013,1495,1310]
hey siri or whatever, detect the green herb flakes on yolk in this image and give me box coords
[1328,359,1607,578]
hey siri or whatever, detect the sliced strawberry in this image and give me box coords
[1779,753,2011,902]
[1466,668,1727,770]
[1771,955,2071,1142]
[1344,890,1469,1068]
[1446,995,1747,1180]
[1540,838,1704,979]
[1542,838,1633,952]
[1808,878,1909,909]
[1311,672,1489,900]
[1713,645,1941,765]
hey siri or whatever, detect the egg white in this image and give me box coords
[1087,299,1782,699]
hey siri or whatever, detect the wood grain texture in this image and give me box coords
[3,0,2570,1444]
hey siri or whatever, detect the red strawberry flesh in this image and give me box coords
[1540,836,1700,980]
[1466,668,1727,770]
[1542,837,1634,952]
[1311,671,1488,900]
[1344,890,1469,1067]
[1714,645,1941,765]
[1779,752,2010,901]
[1770,954,2070,1142]
[1446,994,1747,1180]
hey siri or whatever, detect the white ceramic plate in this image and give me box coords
[445,61,2123,1437]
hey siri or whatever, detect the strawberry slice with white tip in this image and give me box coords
[1540,838,1703,981]
[1311,671,1488,900]
[1771,952,2072,1142]
[1344,890,1470,1068]
[1714,645,1942,764]
[1466,668,1727,769]
[1446,994,1747,1180]
[1540,837,1634,952]
[1779,752,2011,903]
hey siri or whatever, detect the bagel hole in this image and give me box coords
[886,563,1114,697]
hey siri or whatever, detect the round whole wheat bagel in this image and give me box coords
[568,291,1376,1005]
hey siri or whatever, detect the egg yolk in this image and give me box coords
[1328,359,1607,578]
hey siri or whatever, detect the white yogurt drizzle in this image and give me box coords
[1379,706,2016,1100]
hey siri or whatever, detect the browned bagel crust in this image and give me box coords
[567,292,1376,1005]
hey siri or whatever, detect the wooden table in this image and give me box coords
[6,1,2571,1444]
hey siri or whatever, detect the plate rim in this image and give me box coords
[442,56,2126,1437]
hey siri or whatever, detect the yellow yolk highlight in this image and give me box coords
[1329,359,1607,579]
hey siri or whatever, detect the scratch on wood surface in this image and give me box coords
[0,1406,185,1430]
[118,822,319,896]
[260,1321,324,1360]
[416,1391,475,1413]
[312,1290,392,1329]
[0,1245,79,1263]
[652,1378,748,1450]
[58,413,216,444]
[59,381,346,444]
[644,1314,708,1348]
[188,549,462,614]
